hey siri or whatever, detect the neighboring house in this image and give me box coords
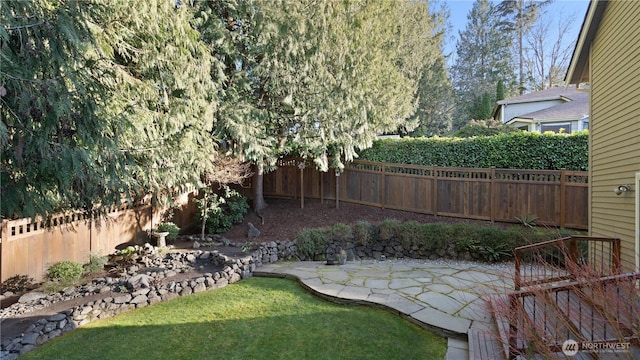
[566,0,640,271]
[491,85,589,133]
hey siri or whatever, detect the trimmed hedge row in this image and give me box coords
[358,131,588,170]
[296,220,579,263]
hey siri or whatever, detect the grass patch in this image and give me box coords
[22,278,446,360]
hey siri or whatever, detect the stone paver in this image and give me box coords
[255,259,514,360]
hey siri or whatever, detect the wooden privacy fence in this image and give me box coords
[0,187,199,283]
[263,158,588,230]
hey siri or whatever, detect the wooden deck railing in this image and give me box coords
[507,272,640,358]
[507,236,639,359]
[513,236,621,290]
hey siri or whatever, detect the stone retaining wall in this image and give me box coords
[300,239,478,262]
[1,237,467,359]
[0,241,294,360]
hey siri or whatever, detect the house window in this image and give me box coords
[582,119,589,130]
[541,123,572,134]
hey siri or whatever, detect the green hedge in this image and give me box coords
[358,131,588,170]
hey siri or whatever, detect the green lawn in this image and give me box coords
[22,277,447,360]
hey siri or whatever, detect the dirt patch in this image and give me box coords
[218,197,493,243]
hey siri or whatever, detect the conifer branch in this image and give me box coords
[4,22,45,31]
[0,97,24,126]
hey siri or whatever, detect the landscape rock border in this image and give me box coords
[0,240,296,360]
[1,235,474,359]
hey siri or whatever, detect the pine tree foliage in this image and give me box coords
[401,2,453,137]
[91,0,222,193]
[451,0,515,127]
[1,0,225,218]
[1,0,449,218]
[1,1,128,218]
[496,0,551,94]
[209,0,443,171]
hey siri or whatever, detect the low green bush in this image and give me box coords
[398,221,422,248]
[157,222,180,241]
[83,253,108,274]
[295,220,581,263]
[197,187,249,234]
[415,223,446,252]
[378,219,401,241]
[353,221,375,246]
[296,227,331,260]
[47,260,84,282]
[330,223,352,241]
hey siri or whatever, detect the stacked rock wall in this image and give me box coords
[0,241,294,360]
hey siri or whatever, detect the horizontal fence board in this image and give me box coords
[263,158,588,230]
[1,189,198,282]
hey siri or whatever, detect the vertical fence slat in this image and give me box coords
[262,158,587,229]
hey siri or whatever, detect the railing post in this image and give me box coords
[508,294,518,359]
[612,238,621,273]
[514,250,521,291]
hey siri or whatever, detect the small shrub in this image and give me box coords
[515,214,538,228]
[353,221,374,246]
[109,246,143,274]
[47,260,84,282]
[296,227,330,260]
[378,219,400,241]
[330,223,352,241]
[157,222,180,241]
[416,223,446,252]
[1,274,35,293]
[197,186,249,234]
[83,253,108,274]
[398,221,422,248]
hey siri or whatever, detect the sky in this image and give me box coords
[442,0,591,64]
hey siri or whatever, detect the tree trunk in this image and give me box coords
[253,160,267,211]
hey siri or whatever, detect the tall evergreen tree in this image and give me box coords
[496,80,505,102]
[197,0,446,208]
[1,0,226,218]
[92,0,223,196]
[496,0,551,94]
[451,0,515,128]
[405,3,454,137]
[1,0,128,218]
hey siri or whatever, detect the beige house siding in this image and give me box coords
[589,1,640,271]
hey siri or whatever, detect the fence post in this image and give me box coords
[335,170,340,210]
[1,220,7,282]
[320,171,324,204]
[381,163,385,209]
[433,166,439,217]
[299,161,305,209]
[491,166,496,223]
[560,168,566,228]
